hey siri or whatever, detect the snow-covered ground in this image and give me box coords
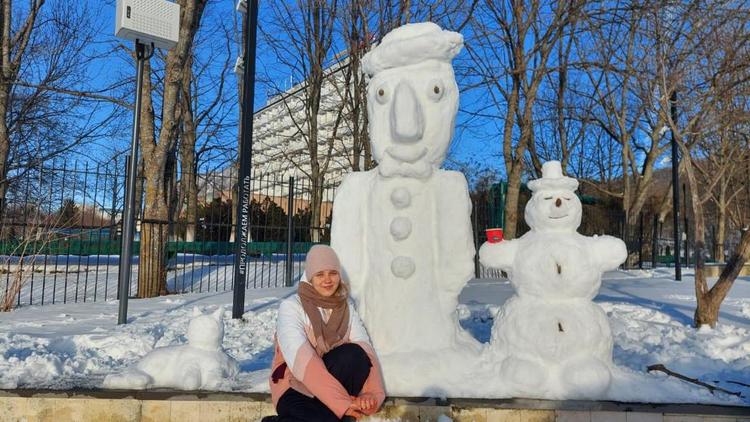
[1,268,748,406]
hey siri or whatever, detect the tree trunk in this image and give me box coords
[682,152,750,328]
[310,180,322,243]
[181,154,197,242]
[179,60,197,242]
[1,0,47,233]
[137,57,169,298]
[136,0,206,297]
[504,163,523,239]
[716,205,726,263]
[695,229,750,327]
[0,103,9,231]
[138,202,170,298]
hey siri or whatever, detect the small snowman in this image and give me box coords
[103,307,239,390]
[479,161,626,399]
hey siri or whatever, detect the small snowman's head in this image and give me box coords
[525,161,582,232]
[186,307,225,351]
[362,22,463,178]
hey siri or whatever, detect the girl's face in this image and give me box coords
[311,269,341,297]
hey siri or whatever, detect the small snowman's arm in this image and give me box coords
[589,235,627,271]
[478,238,519,273]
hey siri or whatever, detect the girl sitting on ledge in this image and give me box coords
[262,245,385,421]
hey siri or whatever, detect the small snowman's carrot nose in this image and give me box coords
[555,198,562,207]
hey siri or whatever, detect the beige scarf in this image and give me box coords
[298,281,350,356]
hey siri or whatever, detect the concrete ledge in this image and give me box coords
[1,389,748,422]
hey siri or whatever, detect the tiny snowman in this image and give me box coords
[103,307,239,390]
[479,161,626,399]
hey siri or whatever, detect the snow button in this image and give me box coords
[391,256,415,279]
[390,217,412,241]
[390,187,411,209]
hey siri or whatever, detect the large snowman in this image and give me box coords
[331,22,479,390]
[479,161,627,399]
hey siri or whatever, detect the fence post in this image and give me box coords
[652,214,658,268]
[685,218,690,267]
[473,200,480,279]
[683,183,689,268]
[638,212,644,269]
[285,177,295,287]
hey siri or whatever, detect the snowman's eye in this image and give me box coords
[564,197,571,201]
[544,197,553,200]
[427,79,445,102]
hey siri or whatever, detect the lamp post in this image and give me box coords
[117,41,154,324]
[114,0,179,324]
[670,90,681,281]
[232,0,259,319]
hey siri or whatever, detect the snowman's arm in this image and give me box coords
[330,173,366,303]
[478,239,519,272]
[590,235,628,271]
[436,172,476,291]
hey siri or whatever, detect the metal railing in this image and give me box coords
[0,160,337,309]
[2,160,702,309]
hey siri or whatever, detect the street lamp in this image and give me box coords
[232,0,259,319]
[114,0,180,324]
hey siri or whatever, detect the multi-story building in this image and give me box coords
[250,57,364,189]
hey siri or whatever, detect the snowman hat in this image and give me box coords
[362,22,463,76]
[527,161,579,192]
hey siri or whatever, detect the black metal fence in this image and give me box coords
[0,160,337,309]
[467,181,727,273]
[3,161,715,309]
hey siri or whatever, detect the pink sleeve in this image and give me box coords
[300,352,353,418]
[354,341,386,414]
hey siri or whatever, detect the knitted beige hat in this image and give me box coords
[304,245,341,280]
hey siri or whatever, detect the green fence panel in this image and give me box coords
[0,239,324,258]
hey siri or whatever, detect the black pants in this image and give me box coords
[275,343,372,422]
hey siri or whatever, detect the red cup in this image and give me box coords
[486,228,504,243]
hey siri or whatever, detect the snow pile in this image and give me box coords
[0,274,749,405]
[479,161,627,399]
[103,307,239,390]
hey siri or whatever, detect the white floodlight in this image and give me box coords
[236,0,247,13]
[234,56,244,76]
[115,0,180,50]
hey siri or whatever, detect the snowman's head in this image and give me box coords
[525,161,582,233]
[186,307,224,351]
[362,23,463,178]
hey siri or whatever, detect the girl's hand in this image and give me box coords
[344,406,365,419]
[353,393,378,413]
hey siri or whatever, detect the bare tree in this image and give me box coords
[0,1,118,225]
[259,0,342,241]
[466,0,582,239]
[177,19,236,242]
[654,0,750,327]
[137,0,208,298]
[336,0,374,172]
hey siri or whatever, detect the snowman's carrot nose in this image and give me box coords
[555,198,562,207]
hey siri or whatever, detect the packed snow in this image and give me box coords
[1,268,749,406]
[479,161,627,399]
[103,307,239,390]
[331,24,481,396]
